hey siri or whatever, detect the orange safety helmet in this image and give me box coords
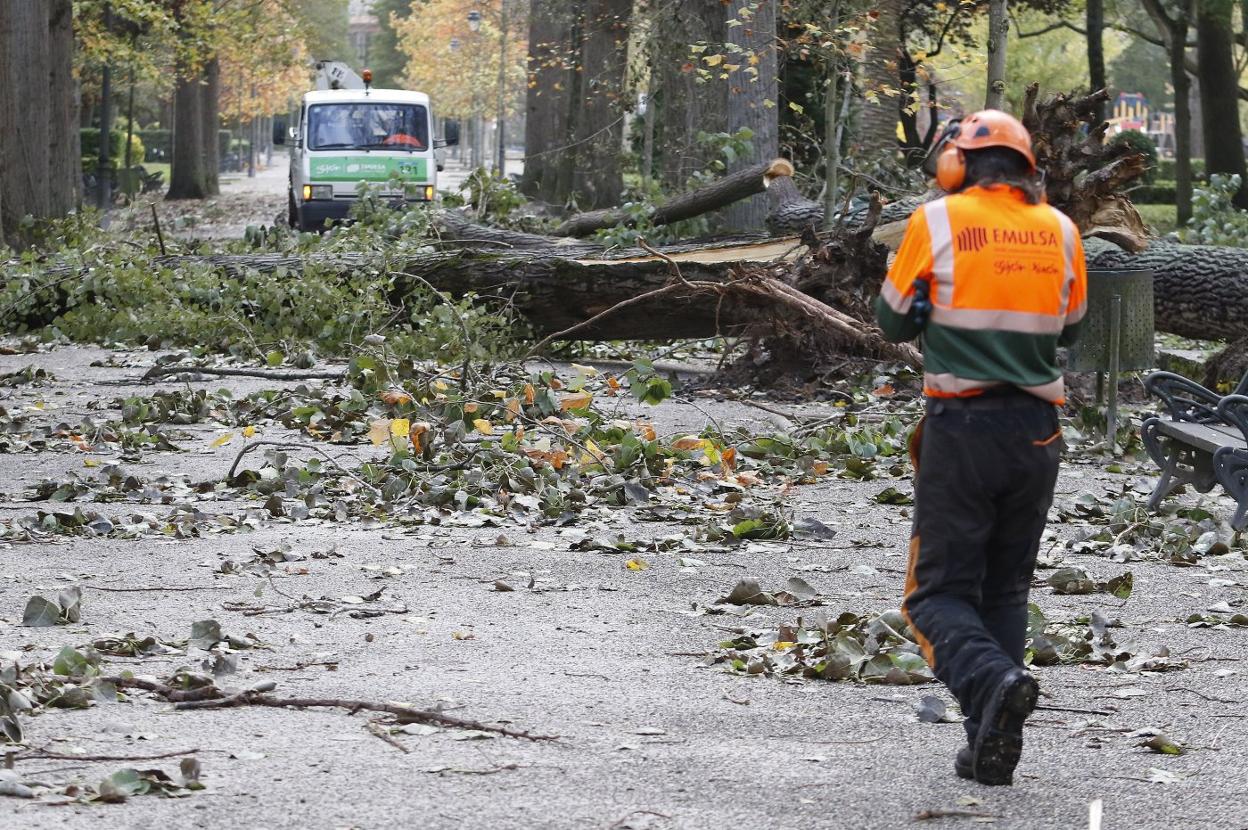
[935,109,1037,192]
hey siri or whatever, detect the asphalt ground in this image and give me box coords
[0,346,1246,829]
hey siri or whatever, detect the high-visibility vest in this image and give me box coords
[876,184,1088,404]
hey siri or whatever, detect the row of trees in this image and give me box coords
[1,0,337,247]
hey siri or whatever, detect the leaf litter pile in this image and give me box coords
[0,337,1246,816]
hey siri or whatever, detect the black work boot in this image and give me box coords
[972,668,1039,786]
[954,745,973,780]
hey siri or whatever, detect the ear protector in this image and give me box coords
[936,144,967,192]
[933,120,966,192]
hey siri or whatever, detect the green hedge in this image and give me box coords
[1155,158,1206,182]
[137,129,170,161]
[131,129,234,163]
[1132,180,1176,204]
[80,129,145,171]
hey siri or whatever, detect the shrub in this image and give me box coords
[80,129,145,170]
[1155,158,1206,182]
[1109,129,1158,183]
[137,129,171,161]
[1131,180,1176,204]
[1179,173,1248,247]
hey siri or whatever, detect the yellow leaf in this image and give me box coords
[490,389,508,399]
[432,380,449,391]
[473,418,494,435]
[211,433,234,448]
[83,459,99,468]
[368,419,391,446]
[773,641,796,651]
[505,397,522,423]
[704,54,724,66]
[571,363,599,376]
[580,438,606,465]
[559,391,593,411]
[625,558,649,571]
[242,425,257,438]
[672,435,702,451]
[390,419,411,438]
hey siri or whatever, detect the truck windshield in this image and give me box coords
[307,103,429,151]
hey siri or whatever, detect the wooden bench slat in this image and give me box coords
[1155,420,1247,453]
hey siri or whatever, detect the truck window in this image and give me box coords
[307,103,430,151]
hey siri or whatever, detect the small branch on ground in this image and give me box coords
[104,675,554,741]
[12,747,198,763]
[141,365,346,382]
[914,808,1000,821]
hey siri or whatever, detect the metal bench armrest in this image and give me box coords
[1144,371,1223,423]
[1217,395,1248,445]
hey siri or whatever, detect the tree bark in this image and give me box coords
[1086,0,1106,122]
[984,0,1010,110]
[722,0,779,231]
[0,1,52,243]
[566,0,631,210]
[202,56,221,196]
[47,0,78,217]
[1171,6,1194,225]
[656,0,728,190]
[168,62,208,200]
[1196,0,1247,208]
[859,0,902,151]
[520,0,575,204]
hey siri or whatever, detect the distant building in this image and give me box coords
[349,0,380,66]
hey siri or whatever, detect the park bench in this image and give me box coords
[1142,371,1248,529]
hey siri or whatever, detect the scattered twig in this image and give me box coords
[914,808,999,821]
[366,719,410,754]
[150,203,167,256]
[105,675,553,741]
[1165,686,1241,704]
[609,809,672,829]
[224,439,381,495]
[254,660,340,673]
[12,747,198,764]
[83,584,230,593]
[424,762,521,775]
[141,365,345,382]
[1036,704,1118,717]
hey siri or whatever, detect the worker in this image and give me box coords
[875,110,1087,786]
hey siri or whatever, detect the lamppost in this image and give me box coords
[467,10,484,170]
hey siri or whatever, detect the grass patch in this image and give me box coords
[1136,203,1179,236]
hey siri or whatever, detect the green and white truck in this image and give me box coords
[285,61,453,231]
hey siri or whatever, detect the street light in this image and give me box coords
[466,11,484,169]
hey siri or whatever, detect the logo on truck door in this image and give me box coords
[309,156,428,181]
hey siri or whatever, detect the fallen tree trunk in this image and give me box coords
[553,159,794,238]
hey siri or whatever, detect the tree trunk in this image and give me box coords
[722,0,779,231]
[554,158,790,237]
[202,56,221,196]
[1197,0,1247,208]
[0,1,52,244]
[520,0,575,203]
[859,0,902,150]
[984,0,1010,109]
[168,63,208,200]
[656,0,728,190]
[1172,9,1194,225]
[1086,0,1106,121]
[47,0,78,216]
[566,0,631,210]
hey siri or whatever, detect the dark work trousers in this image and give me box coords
[903,390,1062,740]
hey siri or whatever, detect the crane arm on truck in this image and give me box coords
[313,60,365,91]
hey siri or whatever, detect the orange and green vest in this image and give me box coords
[875,184,1088,404]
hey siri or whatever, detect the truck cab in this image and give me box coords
[287,79,439,231]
